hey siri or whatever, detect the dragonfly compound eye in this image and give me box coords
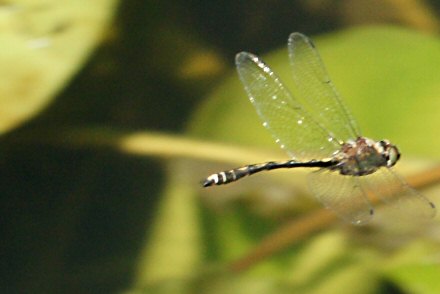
[386,145,400,167]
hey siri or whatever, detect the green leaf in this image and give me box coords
[384,241,440,294]
[0,0,118,134]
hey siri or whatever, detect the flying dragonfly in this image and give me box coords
[202,32,436,225]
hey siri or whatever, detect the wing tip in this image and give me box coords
[288,32,315,50]
[288,32,306,43]
[427,201,436,218]
[235,51,256,66]
[351,208,374,225]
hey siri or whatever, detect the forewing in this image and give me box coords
[288,33,360,143]
[235,52,340,161]
[308,170,374,225]
[362,168,436,219]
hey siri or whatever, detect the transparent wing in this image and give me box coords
[361,167,436,219]
[288,33,360,143]
[308,170,374,225]
[235,52,340,161]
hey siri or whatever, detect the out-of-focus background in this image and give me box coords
[2,1,440,293]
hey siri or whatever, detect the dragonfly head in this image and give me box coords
[376,140,401,167]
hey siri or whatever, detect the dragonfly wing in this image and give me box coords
[288,33,361,143]
[362,168,436,219]
[308,170,374,225]
[236,52,340,161]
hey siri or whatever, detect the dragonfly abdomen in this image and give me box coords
[203,160,334,187]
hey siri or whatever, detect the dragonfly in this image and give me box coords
[202,32,436,225]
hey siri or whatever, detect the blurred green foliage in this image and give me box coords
[3,1,440,293]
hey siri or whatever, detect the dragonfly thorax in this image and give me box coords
[333,137,401,176]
